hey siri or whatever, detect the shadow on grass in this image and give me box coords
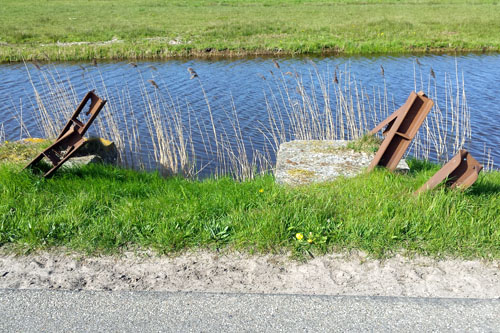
[60,163,140,180]
[55,163,176,184]
[468,178,500,196]
[26,160,52,175]
[407,158,439,174]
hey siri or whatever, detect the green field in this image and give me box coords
[1,159,498,258]
[1,0,500,62]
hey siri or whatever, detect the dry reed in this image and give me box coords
[0,123,5,143]
[11,59,485,180]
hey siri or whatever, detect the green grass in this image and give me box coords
[346,134,382,153]
[2,0,500,62]
[0,160,498,259]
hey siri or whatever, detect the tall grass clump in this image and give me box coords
[260,59,472,166]
[411,60,472,163]
[14,59,478,180]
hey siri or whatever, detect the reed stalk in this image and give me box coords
[14,59,484,180]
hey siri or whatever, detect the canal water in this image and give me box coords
[0,53,498,175]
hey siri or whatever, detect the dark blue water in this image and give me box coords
[0,54,499,174]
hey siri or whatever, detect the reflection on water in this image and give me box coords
[0,54,498,175]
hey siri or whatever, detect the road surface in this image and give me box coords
[1,289,499,332]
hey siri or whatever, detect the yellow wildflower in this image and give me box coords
[307,239,313,244]
[259,188,264,193]
[296,233,303,240]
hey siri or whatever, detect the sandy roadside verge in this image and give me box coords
[1,251,498,299]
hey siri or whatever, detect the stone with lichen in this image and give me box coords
[275,140,409,186]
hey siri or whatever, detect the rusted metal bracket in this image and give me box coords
[367,91,434,172]
[24,91,107,178]
[415,150,483,194]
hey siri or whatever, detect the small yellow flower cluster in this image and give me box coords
[296,232,314,244]
[259,188,264,193]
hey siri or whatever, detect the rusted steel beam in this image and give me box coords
[415,150,483,194]
[367,91,434,172]
[24,91,106,178]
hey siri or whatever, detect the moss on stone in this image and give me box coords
[287,169,317,178]
[0,138,53,163]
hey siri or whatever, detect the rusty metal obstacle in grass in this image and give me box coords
[24,91,106,178]
[366,91,483,193]
[367,91,434,172]
[415,149,483,194]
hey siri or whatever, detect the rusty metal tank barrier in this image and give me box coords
[415,150,483,195]
[367,91,434,172]
[24,91,107,178]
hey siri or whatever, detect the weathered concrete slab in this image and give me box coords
[63,155,103,168]
[275,140,409,186]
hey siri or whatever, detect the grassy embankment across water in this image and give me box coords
[0,141,499,259]
[2,0,500,62]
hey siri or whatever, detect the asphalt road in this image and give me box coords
[1,289,499,332]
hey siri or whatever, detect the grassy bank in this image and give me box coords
[1,0,500,62]
[0,160,498,258]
